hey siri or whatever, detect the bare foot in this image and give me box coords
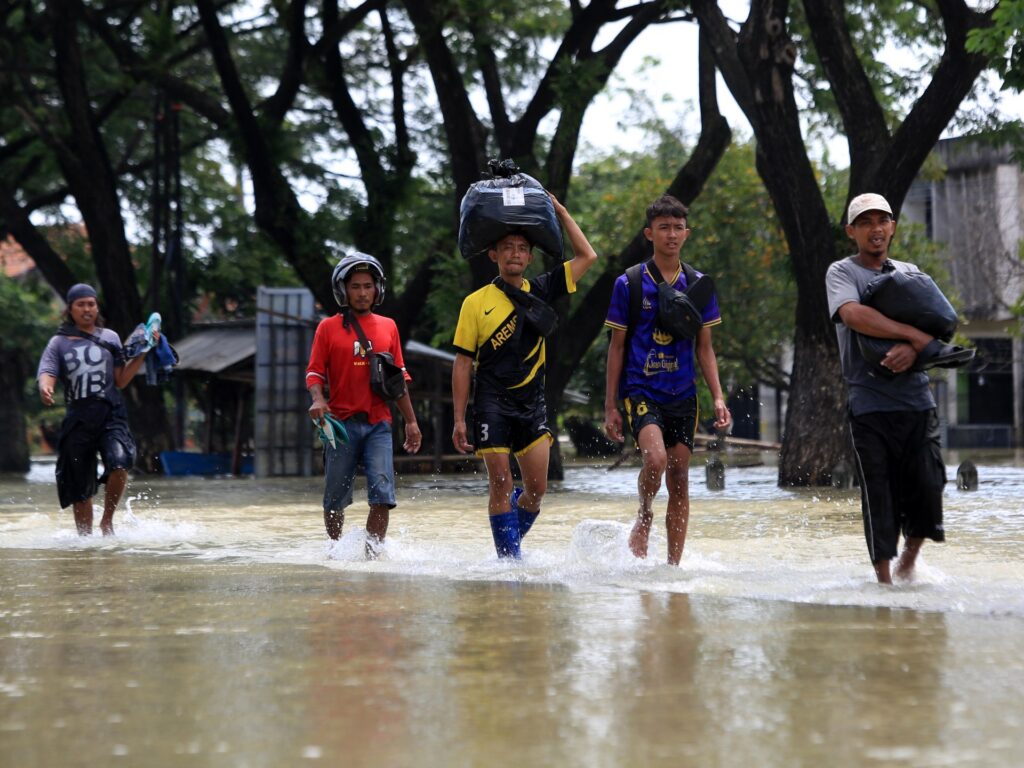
[100,521,115,536]
[893,539,923,582]
[628,513,651,559]
[365,535,384,561]
[893,555,917,583]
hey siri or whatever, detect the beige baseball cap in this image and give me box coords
[847,193,893,223]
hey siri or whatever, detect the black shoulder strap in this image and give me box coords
[56,323,124,362]
[624,259,707,335]
[343,309,372,354]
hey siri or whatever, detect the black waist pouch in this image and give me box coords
[369,351,407,402]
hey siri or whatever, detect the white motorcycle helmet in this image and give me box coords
[331,252,386,308]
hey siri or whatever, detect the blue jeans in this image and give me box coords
[323,417,396,512]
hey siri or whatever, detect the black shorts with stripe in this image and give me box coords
[849,408,945,562]
[624,395,698,450]
[473,387,551,457]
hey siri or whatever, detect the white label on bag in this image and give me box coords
[502,187,525,206]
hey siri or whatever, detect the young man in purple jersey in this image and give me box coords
[603,195,731,565]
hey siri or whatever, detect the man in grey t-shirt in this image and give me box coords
[825,193,946,585]
[37,283,152,536]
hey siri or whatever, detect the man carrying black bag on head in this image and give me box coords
[452,193,598,559]
[603,195,731,566]
[306,253,421,558]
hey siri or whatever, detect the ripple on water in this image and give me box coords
[3,463,1024,617]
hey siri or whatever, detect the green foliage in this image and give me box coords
[562,129,799,414]
[689,143,794,392]
[967,0,1024,92]
[0,274,56,356]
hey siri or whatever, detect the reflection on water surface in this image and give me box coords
[2,459,1023,765]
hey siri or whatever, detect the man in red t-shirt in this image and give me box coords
[306,253,421,557]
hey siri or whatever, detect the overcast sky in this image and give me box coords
[577,9,1024,170]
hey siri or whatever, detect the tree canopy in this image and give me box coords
[0,0,1016,483]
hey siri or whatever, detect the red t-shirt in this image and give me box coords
[305,313,411,424]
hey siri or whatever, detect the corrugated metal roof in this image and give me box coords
[166,325,589,403]
[405,339,456,362]
[173,327,256,374]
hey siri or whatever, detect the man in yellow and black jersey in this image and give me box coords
[452,193,598,558]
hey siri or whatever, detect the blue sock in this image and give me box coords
[511,487,540,538]
[488,511,521,559]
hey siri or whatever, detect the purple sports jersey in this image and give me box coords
[605,262,721,402]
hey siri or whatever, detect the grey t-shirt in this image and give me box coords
[37,328,124,405]
[825,255,935,416]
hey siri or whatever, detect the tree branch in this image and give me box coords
[802,0,890,176]
[261,0,310,124]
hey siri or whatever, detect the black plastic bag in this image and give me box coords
[458,159,563,260]
[861,269,958,340]
[856,267,971,377]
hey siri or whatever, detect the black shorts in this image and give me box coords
[624,395,698,450]
[849,409,946,562]
[473,402,552,457]
[55,398,136,509]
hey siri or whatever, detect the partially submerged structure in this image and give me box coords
[903,137,1024,448]
[172,288,478,477]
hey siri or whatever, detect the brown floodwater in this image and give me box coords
[2,456,1023,766]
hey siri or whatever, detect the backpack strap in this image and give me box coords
[625,259,697,330]
[624,260,711,344]
[624,260,648,350]
[681,261,698,291]
[647,260,699,289]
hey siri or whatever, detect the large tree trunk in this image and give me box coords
[196,0,335,310]
[693,0,994,485]
[48,0,174,467]
[737,4,850,485]
[0,350,30,473]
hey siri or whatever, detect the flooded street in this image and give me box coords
[2,456,1024,766]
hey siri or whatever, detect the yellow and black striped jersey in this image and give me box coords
[453,262,575,402]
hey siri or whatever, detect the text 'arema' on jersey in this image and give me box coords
[605,262,721,403]
[452,262,575,409]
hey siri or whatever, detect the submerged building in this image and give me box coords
[903,137,1024,448]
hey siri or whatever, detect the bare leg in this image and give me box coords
[482,453,515,515]
[324,508,344,540]
[365,503,390,559]
[630,425,667,559]
[100,468,128,536]
[73,499,94,536]
[664,444,692,566]
[515,439,550,514]
[873,559,893,585]
[893,537,924,582]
